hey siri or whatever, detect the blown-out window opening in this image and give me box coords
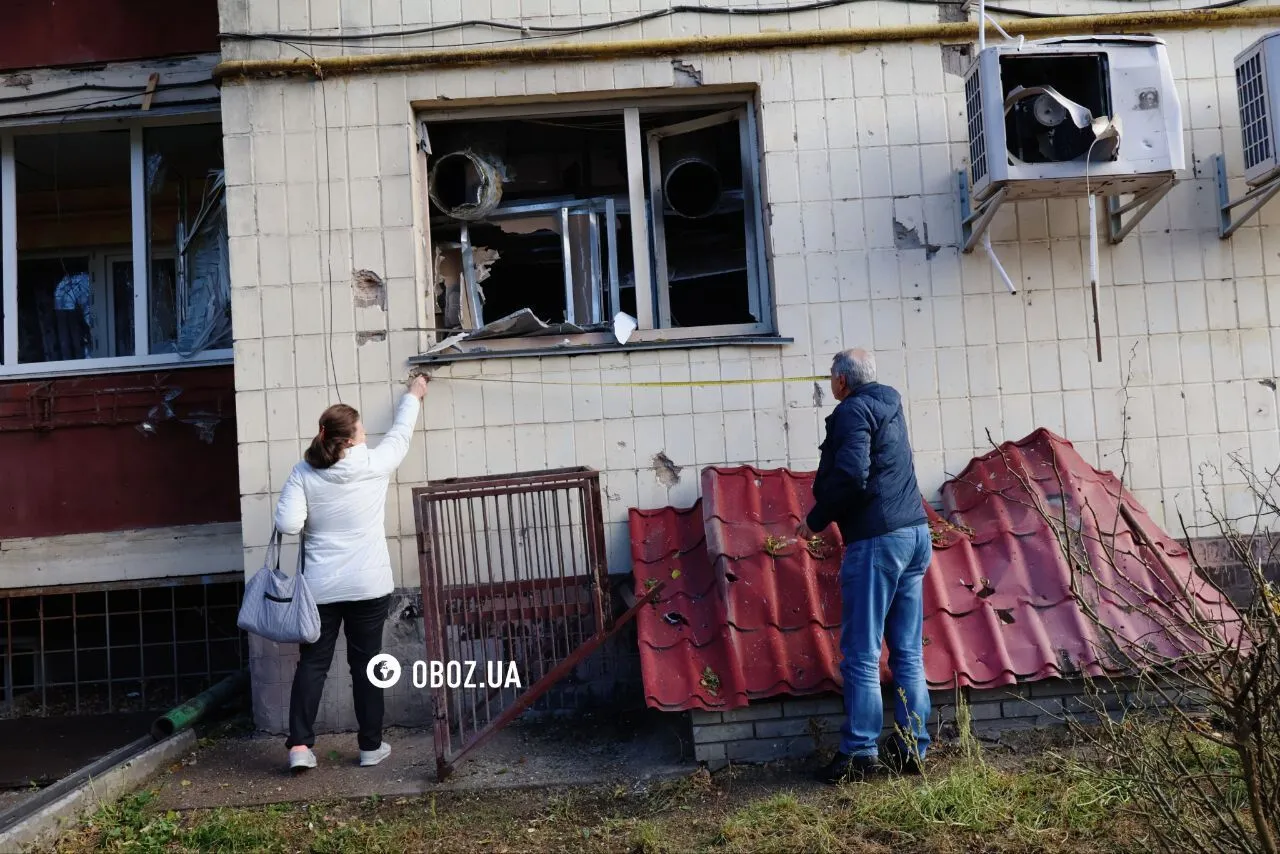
[0,116,232,379]
[418,93,773,358]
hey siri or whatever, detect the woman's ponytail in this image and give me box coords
[304,404,360,469]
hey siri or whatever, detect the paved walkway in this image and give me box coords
[153,711,694,810]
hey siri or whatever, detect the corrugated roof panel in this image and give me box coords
[632,429,1243,713]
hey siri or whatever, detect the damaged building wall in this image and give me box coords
[224,4,1280,731]
[0,366,242,587]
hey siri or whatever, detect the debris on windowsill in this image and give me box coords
[424,333,469,355]
[468,308,589,340]
[612,312,637,345]
[425,308,602,355]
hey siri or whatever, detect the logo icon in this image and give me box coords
[366,653,401,688]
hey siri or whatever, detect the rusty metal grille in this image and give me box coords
[413,467,613,778]
[0,575,246,717]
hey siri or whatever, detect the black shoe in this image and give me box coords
[815,752,886,785]
[879,737,923,775]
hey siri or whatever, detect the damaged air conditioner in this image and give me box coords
[964,35,1184,203]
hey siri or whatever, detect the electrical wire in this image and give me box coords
[221,1,962,44]
[0,90,217,123]
[0,79,210,107]
[219,0,1262,51]
[984,0,1251,16]
[267,38,342,403]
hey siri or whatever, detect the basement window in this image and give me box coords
[0,118,231,378]
[418,94,772,357]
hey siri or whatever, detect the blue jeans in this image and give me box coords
[837,524,932,758]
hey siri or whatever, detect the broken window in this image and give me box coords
[0,119,230,374]
[421,96,771,352]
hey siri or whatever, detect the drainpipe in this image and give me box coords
[150,669,249,739]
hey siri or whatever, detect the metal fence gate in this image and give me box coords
[413,467,659,780]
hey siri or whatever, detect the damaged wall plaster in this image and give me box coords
[672,60,703,86]
[941,44,972,77]
[352,269,387,310]
[356,330,387,346]
[652,452,683,487]
[892,217,940,260]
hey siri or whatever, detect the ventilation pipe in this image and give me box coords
[429,150,504,221]
[663,156,723,219]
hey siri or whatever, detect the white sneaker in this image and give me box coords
[358,741,391,767]
[288,746,317,771]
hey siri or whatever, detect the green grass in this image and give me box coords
[57,750,1146,854]
[717,793,847,853]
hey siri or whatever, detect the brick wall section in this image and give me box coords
[1191,536,1280,607]
[689,678,1138,769]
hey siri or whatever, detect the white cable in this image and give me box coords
[1085,135,1106,362]
[983,12,1021,47]
[1088,194,1100,285]
[983,231,1018,294]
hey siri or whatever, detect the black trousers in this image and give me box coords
[286,595,390,752]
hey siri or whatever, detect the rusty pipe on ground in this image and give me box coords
[429,150,504,221]
[214,6,1280,81]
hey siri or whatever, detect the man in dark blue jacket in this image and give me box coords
[797,348,931,784]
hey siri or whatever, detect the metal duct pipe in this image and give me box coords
[663,156,722,219]
[429,150,504,221]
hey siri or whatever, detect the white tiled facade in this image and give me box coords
[220,0,1280,730]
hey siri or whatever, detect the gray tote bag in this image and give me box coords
[237,530,322,644]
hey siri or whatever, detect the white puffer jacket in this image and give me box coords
[274,394,421,605]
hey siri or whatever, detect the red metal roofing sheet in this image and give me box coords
[631,429,1242,712]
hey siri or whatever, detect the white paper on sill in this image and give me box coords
[612,312,638,345]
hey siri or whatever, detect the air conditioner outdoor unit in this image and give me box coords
[964,35,1184,203]
[1235,32,1280,186]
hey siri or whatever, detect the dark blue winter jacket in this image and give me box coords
[806,382,927,543]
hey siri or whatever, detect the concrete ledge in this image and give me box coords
[0,523,242,590]
[0,730,196,853]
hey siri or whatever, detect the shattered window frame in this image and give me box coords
[0,111,232,379]
[416,91,775,358]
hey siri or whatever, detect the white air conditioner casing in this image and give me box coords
[1235,32,1280,186]
[964,35,1184,202]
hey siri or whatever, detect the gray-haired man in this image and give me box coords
[797,348,932,783]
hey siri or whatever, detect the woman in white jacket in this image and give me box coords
[274,375,428,772]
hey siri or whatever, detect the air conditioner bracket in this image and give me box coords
[958,169,1178,252]
[1215,153,1280,239]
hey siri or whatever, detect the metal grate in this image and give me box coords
[1,576,246,716]
[965,69,988,185]
[414,467,616,779]
[1237,51,1272,172]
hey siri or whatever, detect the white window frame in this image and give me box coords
[417,91,775,354]
[0,111,231,379]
